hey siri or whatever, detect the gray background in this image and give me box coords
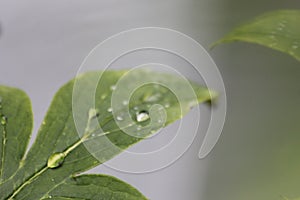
[0,0,300,200]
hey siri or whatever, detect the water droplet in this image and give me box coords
[278,22,285,27]
[158,119,163,123]
[116,116,123,121]
[122,100,128,105]
[133,106,139,110]
[91,133,95,137]
[164,103,170,108]
[107,107,112,113]
[47,152,65,169]
[269,35,275,39]
[101,94,107,100]
[51,178,55,182]
[110,85,116,91]
[1,116,7,125]
[145,93,161,102]
[136,111,150,122]
[48,195,53,199]
[88,108,99,119]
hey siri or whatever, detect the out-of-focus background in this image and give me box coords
[0,1,300,200]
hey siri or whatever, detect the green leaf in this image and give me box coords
[0,86,33,182]
[0,70,214,200]
[41,174,147,200]
[213,10,300,61]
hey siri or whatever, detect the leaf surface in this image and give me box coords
[0,70,214,199]
[41,174,147,200]
[213,10,300,61]
[0,86,33,183]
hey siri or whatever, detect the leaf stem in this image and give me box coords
[7,166,48,200]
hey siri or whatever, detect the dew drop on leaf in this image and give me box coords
[116,116,123,121]
[107,107,112,113]
[101,94,107,99]
[47,152,65,169]
[1,116,7,125]
[136,110,150,122]
[110,85,116,91]
[88,108,99,119]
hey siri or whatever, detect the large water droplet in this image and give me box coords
[136,110,150,122]
[47,152,65,169]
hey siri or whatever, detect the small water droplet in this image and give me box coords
[136,111,150,122]
[164,103,170,108]
[269,35,275,39]
[110,85,116,91]
[133,106,139,110]
[48,196,53,199]
[47,152,65,169]
[122,100,128,105]
[158,119,163,123]
[278,22,285,27]
[1,116,7,125]
[88,108,99,119]
[101,94,107,100]
[107,107,112,113]
[91,133,95,137]
[51,178,55,182]
[145,93,161,102]
[116,116,123,121]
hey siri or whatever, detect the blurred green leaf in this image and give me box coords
[213,10,300,61]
